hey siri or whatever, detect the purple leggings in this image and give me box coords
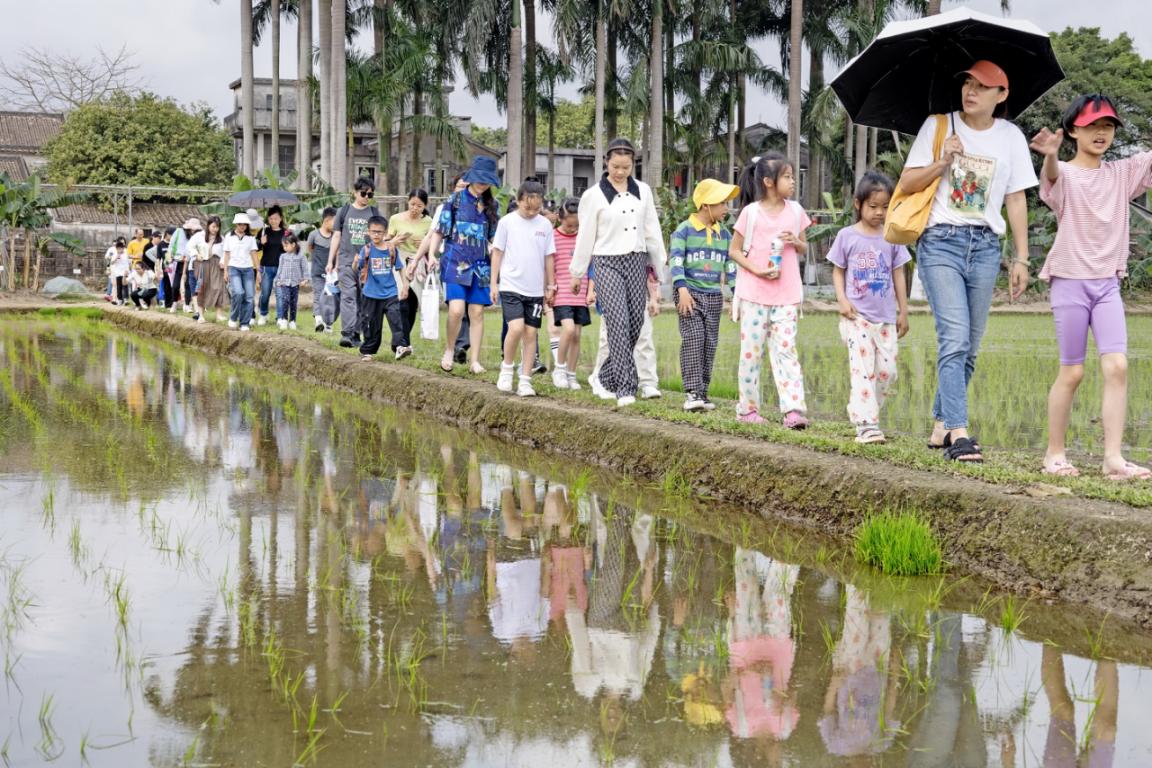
[1050,276,1127,366]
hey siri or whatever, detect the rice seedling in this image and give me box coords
[1085,613,1111,661]
[36,692,62,760]
[999,596,1027,635]
[853,510,944,577]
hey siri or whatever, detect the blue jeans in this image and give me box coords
[228,266,256,327]
[276,285,299,322]
[258,265,279,317]
[916,224,1002,430]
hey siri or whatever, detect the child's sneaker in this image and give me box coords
[183,304,194,314]
[257,314,267,326]
[314,318,325,332]
[567,372,581,391]
[516,377,536,397]
[395,346,412,360]
[702,398,716,411]
[551,365,569,389]
[288,321,297,330]
[783,410,809,430]
[589,373,612,400]
[361,354,373,362]
[683,394,706,411]
[497,363,515,393]
[531,357,548,376]
[738,411,767,424]
[277,319,288,330]
[239,325,251,332]
[616,395,636,407]
[228,320,238,329]
[640,386,662,399]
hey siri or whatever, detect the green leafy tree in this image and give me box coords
[1017,28,1152,158]
[45,93,234,190]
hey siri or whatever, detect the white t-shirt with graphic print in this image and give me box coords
[905,111,1038,236]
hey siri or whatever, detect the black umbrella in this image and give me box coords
[226,188,301,208]
[831,6,1063,135]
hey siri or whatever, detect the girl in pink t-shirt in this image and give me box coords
[1031,94,1152,481]
[547,197,595,390]
[728,152,813,427]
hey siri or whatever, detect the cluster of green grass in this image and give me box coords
[854,510,944,576]
[104,305,1152,507]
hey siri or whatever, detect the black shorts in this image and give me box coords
[552,305,591,327]
[500,291,544,328]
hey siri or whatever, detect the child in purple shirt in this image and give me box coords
[826,171,910,444]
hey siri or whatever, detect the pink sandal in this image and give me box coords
[1103,461,1152,482]
[1041,458,1079,477]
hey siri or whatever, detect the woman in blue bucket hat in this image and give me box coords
[422,155,503,373]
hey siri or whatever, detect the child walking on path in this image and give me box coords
[671,179,738,411]
[548,197,593,390]
[491,179,557,397]
[827,171,911,444]
[728,152,813,428]
[273,232,308,330]
[1031,95,1152,480]
[356,216,411,361]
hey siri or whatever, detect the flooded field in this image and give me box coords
[1,318,1150,767]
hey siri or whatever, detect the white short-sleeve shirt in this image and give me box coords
[223,233,258,269]
[492,212,556,296]
[905,112,1038,235]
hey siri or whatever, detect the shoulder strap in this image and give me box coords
[742,205,759,256]
[447,192,461,237]
[932,113,949,162]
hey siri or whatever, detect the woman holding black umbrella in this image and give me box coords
[898,60,1037,463]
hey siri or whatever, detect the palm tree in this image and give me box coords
[522,0,538,182]
[318,0,332,181]
[594,0,606,163]
[506,0,524,186]
[241,0,256,177]
[536,47,573,189]
[331,0,348,187]
[296,0,312,188]
[648,0,664,185]
[786,0,803,184]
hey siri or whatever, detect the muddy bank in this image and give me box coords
[97,308,1152,625]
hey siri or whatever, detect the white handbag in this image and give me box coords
[420,274,441,340]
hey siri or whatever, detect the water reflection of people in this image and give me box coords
[725,548,800,756]
[543,483,589,630]
[1042,646,1117,768]
[819,584,901,758]
[486,467,550,649]
[906,613,986,768]
[567,501,661,737]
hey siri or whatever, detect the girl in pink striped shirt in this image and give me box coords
[1031,95,1152,480]
[546,198,595,389]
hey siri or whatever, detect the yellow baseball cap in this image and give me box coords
[692,178,739,208]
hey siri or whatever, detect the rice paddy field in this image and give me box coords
[2,316,1152,766]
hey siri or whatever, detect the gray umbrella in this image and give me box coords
[226,188,301,208]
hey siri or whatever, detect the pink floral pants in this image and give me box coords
[737,301,807,416]
[839,315,899,427]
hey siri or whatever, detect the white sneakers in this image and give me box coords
[288,321,297,330]
[567,372,581,390]
[589,374,613,400]
[516,377,536,397]
[228,320,238,329]
[257,314,268,326]
[277,319,288,330]
[616,395,636,407]
[640,386,662,399]
[497,364,515,393]
[239,325,250,332]
[395,346,413,360]
[552,365,569,389]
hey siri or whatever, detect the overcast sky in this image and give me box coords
[0,0,1149,132]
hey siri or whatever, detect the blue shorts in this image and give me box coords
[444,274,492,306]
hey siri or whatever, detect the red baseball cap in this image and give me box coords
[1072,100,1123,128]
[959,60,1009,89]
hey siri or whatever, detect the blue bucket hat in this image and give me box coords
[462,155,501,187]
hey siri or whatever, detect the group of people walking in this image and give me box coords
[117,58,1150,480]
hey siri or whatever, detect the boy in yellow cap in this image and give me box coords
[671,178,739,411]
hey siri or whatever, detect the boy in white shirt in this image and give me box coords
[490,179,556,397]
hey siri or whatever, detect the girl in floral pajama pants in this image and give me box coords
[737,302,807,419]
